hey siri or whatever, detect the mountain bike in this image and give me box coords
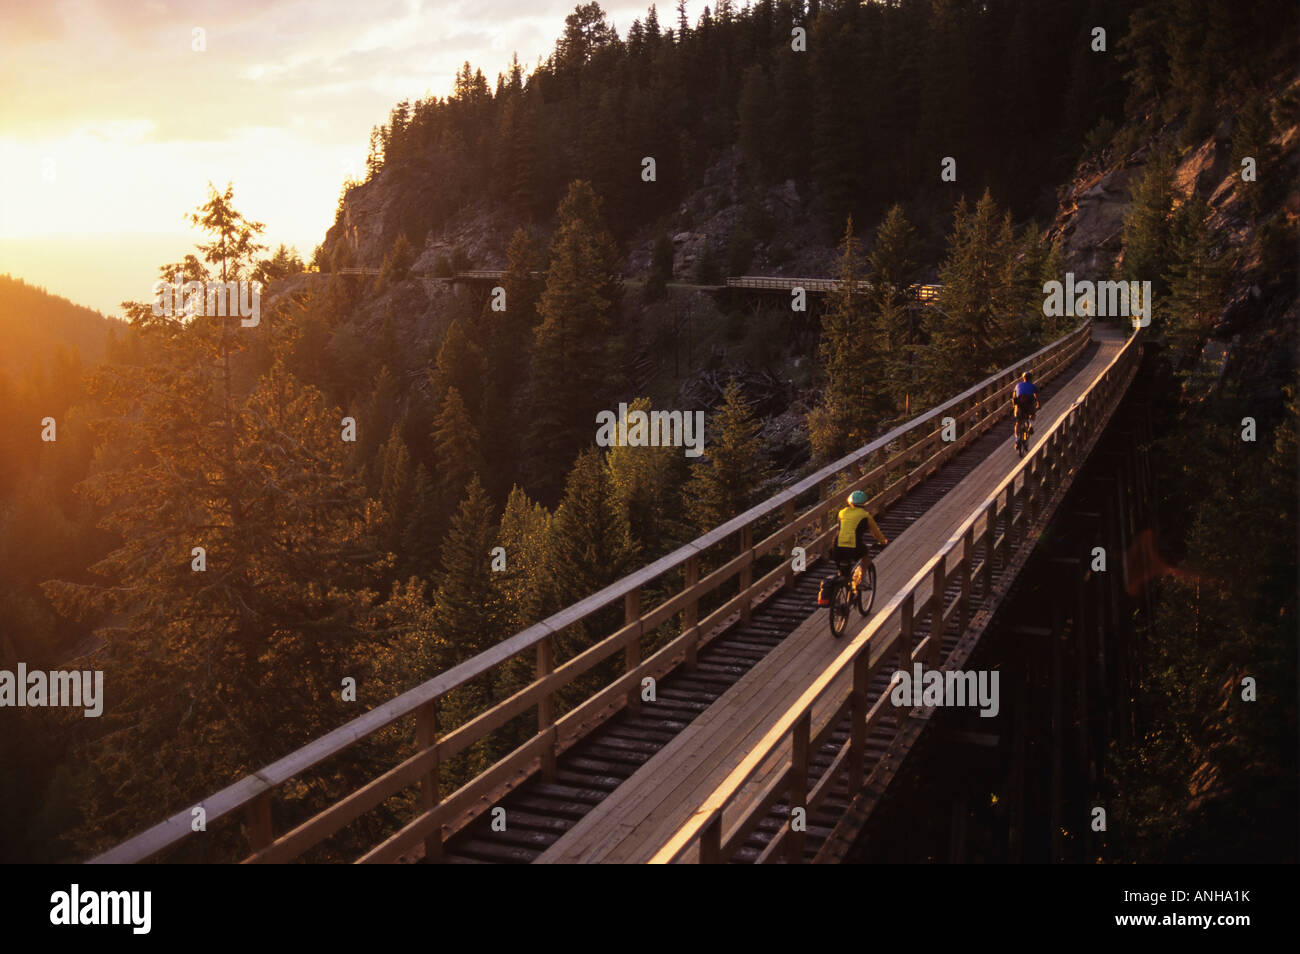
[824,554,878,638]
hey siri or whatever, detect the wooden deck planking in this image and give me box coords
[536,327,1126,863]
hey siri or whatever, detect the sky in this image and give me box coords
[0,0,686,317]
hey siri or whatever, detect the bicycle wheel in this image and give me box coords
[828,580,851,637]
[855,562,877,616]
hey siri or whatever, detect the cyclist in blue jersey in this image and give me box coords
[1012,371,1040,435]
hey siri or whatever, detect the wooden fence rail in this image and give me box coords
[649,324,1142,864]
[91,322,1092,864]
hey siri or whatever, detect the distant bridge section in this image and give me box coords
[332,268,941,301]
[725,276,942,302]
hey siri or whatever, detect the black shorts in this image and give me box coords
[831,545,867,570]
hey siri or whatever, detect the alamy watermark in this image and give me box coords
[0,664,103,717]
[50,884,150,934]
[890,663,999,718]
[1043,272,1151,328]
[151,278,261,327]
[595,403,706,458]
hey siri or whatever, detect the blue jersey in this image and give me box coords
[1013,381,1038,402]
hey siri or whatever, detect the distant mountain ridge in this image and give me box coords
[0,274,125,376]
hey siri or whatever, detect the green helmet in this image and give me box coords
[848,490,868,507]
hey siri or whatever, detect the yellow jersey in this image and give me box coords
[836,505,886,549]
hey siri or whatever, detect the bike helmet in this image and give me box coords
[847,490,868,507]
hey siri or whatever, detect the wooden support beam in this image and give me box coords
[700,811,723,864]
[415,701,442,861]
[959,526,974,633]
[848,652,868,792]
[245,791,273,855]
[625,588,642,716]
[787,711,811,864]
[928,560,945,668]
[536,638,556,782]
[683,556,699,670]
[738,525,754,624]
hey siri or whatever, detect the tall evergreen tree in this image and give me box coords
[927,191,1019,397]
[429,476,502,770]
[866,204,923,417]
[43,351,384,855]
[686,378,768,533]
[1121,148,1176,294]
[544,447,637,661]
[431,386,484,516]
[377,423,414,559]
[525,180,623,501]
[400,462,440,577]
[605,397,688,555]
[1163,195,1230,353]
[808,218,889,462]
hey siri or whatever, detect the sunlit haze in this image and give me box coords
[0,0,681,316]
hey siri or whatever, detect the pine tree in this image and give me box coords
[1121,148,1176,295]
[430,319,486,421]
[605,397,688,555]
[502,228,545,341]
[429,476,501,771]
[1036,234,1071,343]
[378,232,414,286]
[431,386,484,516]
[400,463,440,578]
[43,351,384,855]
[808,218,889,463]
[866,204,923,417]
[646,232,674,301]
[1232,91,1276,217]
[927,191,1019,397]
[737,65,776,182]
[377,424,414,559]
[525,181,622,502]
[686,378,768,533]
[496,485,553,633]
[545,447,637,661]
[1164,195,1230,353]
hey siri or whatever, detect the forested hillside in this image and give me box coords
[0,275,123,374]
[0,0,1295,863]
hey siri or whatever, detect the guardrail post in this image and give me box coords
[981,501,996,600]
[848,651,869,792]
[537,636,557,781]
[898,592,915,673]
[1000,488,1014,566]
[928,559,946,668]
[781,500,796,555]
[415,700,442,861]
[959,525,974,633]
[700,810,723,864]
[683,555,699,670]
[245,791,273,856]
[739,524,754,624]
[625,588,642,716]
[787,711,811,864]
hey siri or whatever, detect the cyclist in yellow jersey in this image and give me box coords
[818,490,888,604]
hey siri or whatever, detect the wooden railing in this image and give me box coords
[91,323,1091,864]
[725,276,941,301]
[649,324,1142,864]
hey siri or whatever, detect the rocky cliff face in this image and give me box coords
[1048,70,1299,298]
